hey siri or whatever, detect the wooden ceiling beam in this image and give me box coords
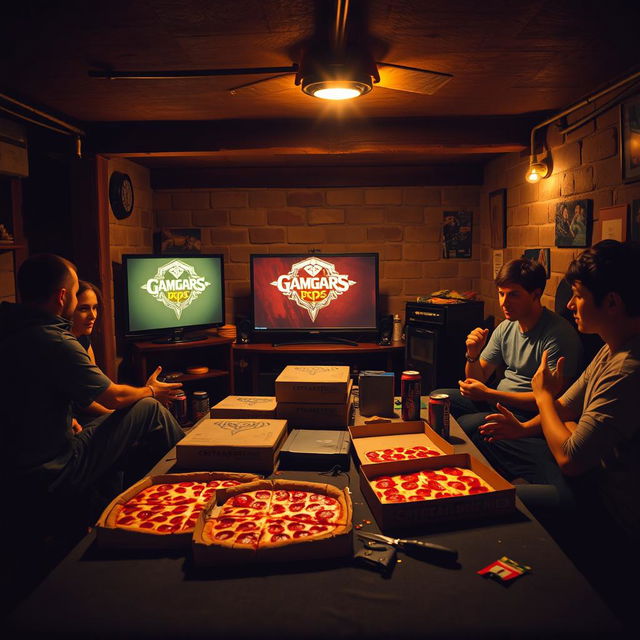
[86,115,537,157]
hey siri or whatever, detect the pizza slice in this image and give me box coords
[258,518,339,548]
[126,481,206,507]
[364,444,442,463]
[268,482,348,525]
[202,516,267,549]
[112,500,201,534]
[217,489,273,519]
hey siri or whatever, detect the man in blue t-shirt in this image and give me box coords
[433,258,583,438]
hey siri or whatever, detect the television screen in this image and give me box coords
[251,253,378,333]
[123,254,225,340]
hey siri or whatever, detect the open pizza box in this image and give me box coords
[95,471,260,550]
[192,478,353,566]
[175,418,288,474]
[349,420,453,466]
[360,453,516,533]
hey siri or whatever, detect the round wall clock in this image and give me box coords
[109,171,134,220]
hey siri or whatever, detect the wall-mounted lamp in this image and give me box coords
[524,69,640,184]
[525,156,549,184]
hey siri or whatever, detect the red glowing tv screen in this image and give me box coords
[251,253,379,333]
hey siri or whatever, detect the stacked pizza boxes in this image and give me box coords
[274,365,353,429]
[349,416,516,531]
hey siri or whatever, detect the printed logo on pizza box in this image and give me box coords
[140,258,211,319]
[217,420,270,435]
[270,257,356,322]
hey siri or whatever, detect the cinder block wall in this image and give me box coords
[153,185,482,324]
[481,103,640,322]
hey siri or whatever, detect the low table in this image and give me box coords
[7,406,623,637]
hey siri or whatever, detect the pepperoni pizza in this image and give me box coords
[364,444,442,463]
[371,467,493,504]
[200,480,352,551]
[102,473,259,539]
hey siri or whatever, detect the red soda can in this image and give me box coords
[171,390,189,426]
[428,393,450,440]
[401,370,422,421]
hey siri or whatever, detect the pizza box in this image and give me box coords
[192,478,353,566]
[210,395,277,419]
[275,365,351,404]
[95,471,260,550]
[276,381,353,428]
[278,429,351,471]
[349,420,454,466]
[175,418,288,473]
[359,453,516,532]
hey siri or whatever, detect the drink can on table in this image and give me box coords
[401,370,422,421]
[428,393,450,440]
[171,390,189,426]
[191,390,210,423]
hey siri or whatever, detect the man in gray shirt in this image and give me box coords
[433,258,583,437]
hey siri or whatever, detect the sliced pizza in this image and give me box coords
[371,467,493,504]
[364,444,443,463]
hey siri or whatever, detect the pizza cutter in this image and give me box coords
[357,532,458,563]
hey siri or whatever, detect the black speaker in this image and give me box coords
[237,317,252,344]
[377,314,393,346]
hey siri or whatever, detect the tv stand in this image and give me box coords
[151,329,207,344]
[272,337,358,347]
[233,341,404,395]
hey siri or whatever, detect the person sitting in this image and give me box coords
[432,258,583,439]
[0,254,185,512]
[71,280,111,426]
[477,240,640,538]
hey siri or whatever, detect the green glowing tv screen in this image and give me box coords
[123,254,225,339]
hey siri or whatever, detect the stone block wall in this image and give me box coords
[153,185,482,324]
[481,101,640,322]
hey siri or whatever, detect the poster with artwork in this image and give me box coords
[442,211,473,258]
[523,248,551,279]
[555,200,592,247]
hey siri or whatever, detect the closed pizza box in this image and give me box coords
[210,395,277,419]
[176,418,288,473]
[275,365,351,404]
[192,478,353,566]
[359,453,516,532]
[276,381,353,428]
[349,420,454,466]
[95,471,260,550]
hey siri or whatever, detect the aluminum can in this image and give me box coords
[428,393,451,440]
[191,390,210,423]
[401,370,421,421]
[171,390,189,426]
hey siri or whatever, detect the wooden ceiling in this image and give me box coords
[1,0,639,185]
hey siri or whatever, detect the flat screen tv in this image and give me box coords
[122,253,225,343]
[250,253,379,345]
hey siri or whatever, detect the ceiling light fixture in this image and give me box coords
[301,73,373,100]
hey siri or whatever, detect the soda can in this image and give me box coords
[428,393,451,440]
[191,390,210,423]
[401,370,422,421]
[171,390,189,426]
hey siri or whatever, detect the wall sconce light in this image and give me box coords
[525,156,549,184]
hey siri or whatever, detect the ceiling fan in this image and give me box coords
[89,0,453,101]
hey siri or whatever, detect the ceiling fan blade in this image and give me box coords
[376,62,453,95]
[88,65,298,80]
[228,73,296,96]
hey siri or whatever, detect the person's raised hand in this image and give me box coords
[465,327,489,359]
[458,378,489,401]
[532,350,565,399]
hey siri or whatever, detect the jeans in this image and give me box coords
[53,397,185,497]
